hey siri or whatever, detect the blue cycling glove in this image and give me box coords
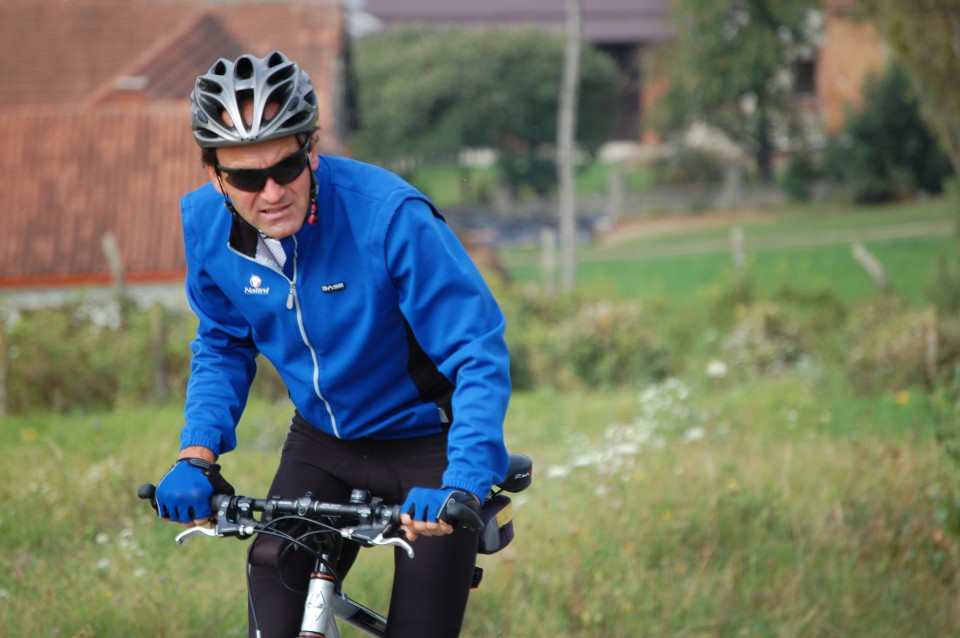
[402,487,478,523]
[155,458,234,523]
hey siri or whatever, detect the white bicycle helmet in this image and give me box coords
[190,50,318,148]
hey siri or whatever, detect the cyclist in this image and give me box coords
[152,50,511,638]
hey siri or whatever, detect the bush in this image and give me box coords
[843,297,936,393]
[822,63,954,203]
[721,301,807,377]
[503,292,675,391]
[781,151,820,202]
[651,146,726,186]
[4,274,955,413]
[927,251,960,314]
[3,301,198,413]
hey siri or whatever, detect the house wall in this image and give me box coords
[817,8,889,135]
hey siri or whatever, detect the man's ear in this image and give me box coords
[205,163,225,194]
[309,130,321,170]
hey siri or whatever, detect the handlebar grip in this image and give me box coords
[444,502,484,532]
[138,483,157,501]
[138,483,158,514]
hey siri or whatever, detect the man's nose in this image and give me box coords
[260,177,285,199]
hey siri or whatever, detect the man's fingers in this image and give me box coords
[400,513,453,540]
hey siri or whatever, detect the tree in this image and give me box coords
[856,0,960,177]
[822,63,953,203]
[653,0,822,182]
[352,27,619,195]
[557,0,583,292]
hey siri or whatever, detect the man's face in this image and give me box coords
[206,135,318,239]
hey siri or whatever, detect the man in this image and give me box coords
[153,50,511,637]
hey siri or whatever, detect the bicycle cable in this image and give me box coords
[245,513,350,632]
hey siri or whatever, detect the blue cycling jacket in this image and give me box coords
[178,155,510,498]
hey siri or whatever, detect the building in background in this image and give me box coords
[0,0,888,300]
[0,0,352,297]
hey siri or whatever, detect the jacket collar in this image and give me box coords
[228,213,260,258]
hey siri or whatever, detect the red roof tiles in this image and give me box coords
[0,0,348,288]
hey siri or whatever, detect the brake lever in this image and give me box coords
[341,525,415,559]
[174,526,222,545]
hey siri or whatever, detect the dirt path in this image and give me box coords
[593,210,954,258]
[598,208,779,246]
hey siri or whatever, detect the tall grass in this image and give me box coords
[2,374,958,636]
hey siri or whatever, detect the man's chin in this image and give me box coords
[259,216,304,239]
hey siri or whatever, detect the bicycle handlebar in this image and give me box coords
[137,483,483,541]
[138,452,532,543]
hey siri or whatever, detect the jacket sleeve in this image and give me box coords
[382,197,511,498]
[178,198,258,457]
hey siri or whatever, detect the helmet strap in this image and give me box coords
[215,174,241,217]
[306,171,319,225]
[295,130,320,226]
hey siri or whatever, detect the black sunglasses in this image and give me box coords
[216,138,311,192]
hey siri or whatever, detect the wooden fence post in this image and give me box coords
[0,320,8,418]
[851,243,889,292]
[151,304,167,402]
[540,227,558,297]
[926,307,939,386]
[101,232,125,300]
[607,168,625,227]
[730,226,746,283]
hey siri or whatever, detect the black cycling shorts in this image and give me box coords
[247,413,480,638]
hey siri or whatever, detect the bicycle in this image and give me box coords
[138,452,533,637]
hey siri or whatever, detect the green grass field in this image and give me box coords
[504,197,958,307]
[2,197,960,636]
[1,380,957,636]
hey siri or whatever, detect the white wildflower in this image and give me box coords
[546,465,571,478]
[706,359,729,379]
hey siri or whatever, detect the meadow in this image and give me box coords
[2,197,960,636]
[503,197,958,306]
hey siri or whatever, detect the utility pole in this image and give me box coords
[557,0,583,292]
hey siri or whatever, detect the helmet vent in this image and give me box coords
[198,78,223,95]
[235,57,255,80]
[266,64,294,87]
[285,112,312,128]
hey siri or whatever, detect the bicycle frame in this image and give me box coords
[303,556,387,637]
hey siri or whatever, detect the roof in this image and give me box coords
[1,0,346,108]
[0,0,348,289]
[1,106,197,287]
[359,0,674,45]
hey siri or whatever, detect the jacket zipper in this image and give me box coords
[227,236,341,437]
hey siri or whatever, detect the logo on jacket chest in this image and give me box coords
[244,274,270,296]
[321,282,346,293]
